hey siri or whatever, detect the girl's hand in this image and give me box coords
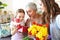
[11,27,18,35]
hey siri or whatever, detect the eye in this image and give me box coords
[27,10,32,13]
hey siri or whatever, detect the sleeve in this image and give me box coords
[10,21,17,35]
[10,18,16,28]
[10,21,16,31]
[56,15,60,29]
[10,21,14,28]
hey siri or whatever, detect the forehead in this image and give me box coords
[17,13,25,15]
[39,1,43,6]
[26,7,33,11]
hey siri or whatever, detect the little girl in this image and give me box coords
[10,9,25,40]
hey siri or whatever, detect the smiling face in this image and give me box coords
[26,2,37,17]
[16,12,25,21]
[26,7,36,17]
[40,1,46,12]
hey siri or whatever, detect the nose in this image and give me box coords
[20,17,23,21]
[28,13,32,16]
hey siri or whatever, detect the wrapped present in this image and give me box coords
[17,24,22,30]
[17,25,28,33]
[22,26,28,33]
[12,18,28,33]
[14,18,22,30]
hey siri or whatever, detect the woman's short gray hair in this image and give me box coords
[26,2,37,11]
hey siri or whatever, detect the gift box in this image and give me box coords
[22,26,28,33]
[17,25,28,33]
[12,18,29,33]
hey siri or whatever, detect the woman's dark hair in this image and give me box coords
[41,0,51,35]
[17,9,25,14]
[41,0,50,13]
[41,0,50,24]
[50,0,60,21]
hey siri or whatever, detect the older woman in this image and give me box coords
[26,2,42,27]
[25,1,51,40]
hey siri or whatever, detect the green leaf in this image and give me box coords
[0,1,2,5]
[2,3,7,7]
[0,7,4,9]
[23,37,30,40]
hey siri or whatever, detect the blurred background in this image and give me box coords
[0,0,60,40]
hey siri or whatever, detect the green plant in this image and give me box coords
[23,36,30,40]
[0,1,7,9]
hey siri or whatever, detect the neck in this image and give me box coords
[32,13,36,18]
[30,13,38,20]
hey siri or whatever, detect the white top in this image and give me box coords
[56,15,60,29]
[10,20,25,40]
[50,14,60,40]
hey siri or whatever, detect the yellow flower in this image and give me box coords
[28,24,48,40]
[31,28,37,36]
[28,25,35,32]
[36,32,43,38]
[28,28,32,32]
[40,27,48,36]
[36,26,41,31]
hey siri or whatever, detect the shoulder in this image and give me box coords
[56,14,60,21]
[56,14,60,23]
[56,14,60,28]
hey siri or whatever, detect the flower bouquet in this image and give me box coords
[28,22,48,40]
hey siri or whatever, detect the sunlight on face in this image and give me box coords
[16,13,25,21]
[39,0,46,12]
[26,7,36,17]
[39,1,45,12]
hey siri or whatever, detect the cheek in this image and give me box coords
[40,2,45,11]
[20,16,24,21]
[19,17,23,20]
[16,15,19,18]
[41,5,44,10]
[28,12,33,16]
[19,17,24,21]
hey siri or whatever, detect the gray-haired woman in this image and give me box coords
[25,2,42,27]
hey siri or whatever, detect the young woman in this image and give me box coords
[26,1,51,40]
[50,0,60,40]
[40,0,51,40]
